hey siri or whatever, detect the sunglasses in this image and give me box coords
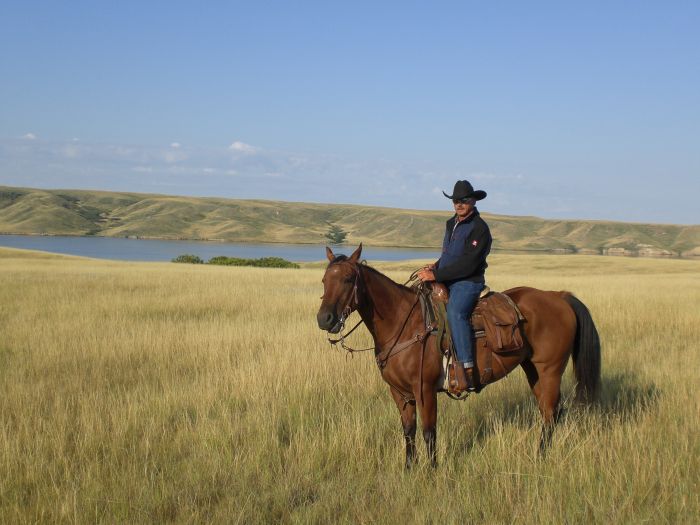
[452,198,473,205]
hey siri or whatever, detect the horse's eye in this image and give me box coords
[344,277,354,284]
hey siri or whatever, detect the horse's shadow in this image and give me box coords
[448,370,661,454]
[595,371,661,421]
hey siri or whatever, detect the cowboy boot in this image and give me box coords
[464,366,477,392]
[449,361,470,395]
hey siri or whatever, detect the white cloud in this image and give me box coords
[112,146,140,159]
[170,142,181,149]
[228,141,259,154]
[162,150,187,163]
[61,144,81,159]
[21,133,36,140]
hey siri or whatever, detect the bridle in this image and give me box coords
[325,261,372,352]
[323,262,435,407]
[325,263,432,353]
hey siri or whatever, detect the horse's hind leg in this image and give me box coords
[390,390,417,469]
[537,381,562,455]
[521,360,562,455]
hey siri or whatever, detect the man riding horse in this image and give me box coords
[417,180,492,394]
[318,181,600,466]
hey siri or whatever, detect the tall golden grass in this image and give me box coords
[0,247,698,523]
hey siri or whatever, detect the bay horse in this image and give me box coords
[316,244,601,468]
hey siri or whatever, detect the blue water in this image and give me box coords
[0,234,440,263]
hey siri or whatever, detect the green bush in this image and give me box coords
[207,256,299,268]
[171,254,204,264]
[172,254,298,268]
[207,256,248,266]
[251,257,299,268]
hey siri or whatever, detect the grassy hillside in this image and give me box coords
[1,185,698,257]
[0,247,697,522]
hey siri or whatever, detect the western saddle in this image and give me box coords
[415,281,528,396]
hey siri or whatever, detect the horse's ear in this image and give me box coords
[349,243,363,263]
[326,246,335,262]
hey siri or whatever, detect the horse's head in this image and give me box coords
[317,243,363,333]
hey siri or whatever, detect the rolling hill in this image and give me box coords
[1,185,698,257]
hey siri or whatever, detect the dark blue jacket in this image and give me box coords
[434,209,492,284]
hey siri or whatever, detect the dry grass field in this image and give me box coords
[0,246,698,523]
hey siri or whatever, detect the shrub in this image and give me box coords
[208,256,248,266]
[172,254,204,264]
[250,257,299,268]
[207,256,299,268]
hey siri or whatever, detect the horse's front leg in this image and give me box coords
[418,387,438,468]
[390,389,417,469]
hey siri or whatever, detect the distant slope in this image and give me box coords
[1,186,698,257]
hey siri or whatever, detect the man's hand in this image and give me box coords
[417,267,436,282]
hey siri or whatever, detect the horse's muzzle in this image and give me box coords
[317,309,340,332]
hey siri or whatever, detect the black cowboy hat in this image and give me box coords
[442,180,487,201]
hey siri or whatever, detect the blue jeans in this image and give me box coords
[447,280,484,367]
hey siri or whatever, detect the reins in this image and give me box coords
[326,265,426,355]
[327,318,374,353]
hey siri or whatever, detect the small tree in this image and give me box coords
[325,224,347,245]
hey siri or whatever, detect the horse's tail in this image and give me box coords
[564,294,601,403]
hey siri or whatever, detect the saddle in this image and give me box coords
[417,281,528,394]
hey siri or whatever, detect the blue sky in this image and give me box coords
[1,1,698,224]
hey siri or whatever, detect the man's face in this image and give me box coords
[453,198,475,219]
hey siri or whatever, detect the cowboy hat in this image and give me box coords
[442,180,487,201]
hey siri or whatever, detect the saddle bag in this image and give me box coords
[472,292,524,354]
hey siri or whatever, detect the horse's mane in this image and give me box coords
[327,255,414,293]
[328,254,349,264]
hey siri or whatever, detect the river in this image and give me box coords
[0,234,440,262]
